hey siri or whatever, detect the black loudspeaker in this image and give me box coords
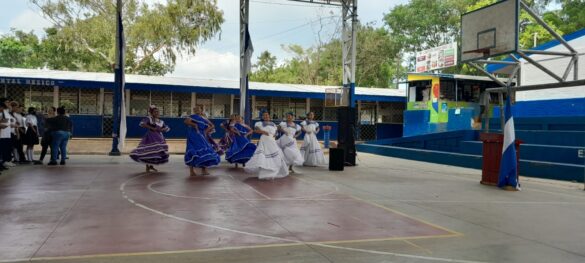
[329,148,345,171]
[336,107,357,166]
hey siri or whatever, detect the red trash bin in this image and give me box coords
[479,133,522,186]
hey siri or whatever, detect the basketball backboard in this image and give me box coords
[325,87,350,107]
[460,0,519,62]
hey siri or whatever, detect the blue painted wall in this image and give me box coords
[375,123,403,139]
[69,115,340,141]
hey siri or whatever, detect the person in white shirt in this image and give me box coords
[9,102,26,163]
[245,111,289,180]
[277,112,304,173]
[300,112,327,166]
[23,107,40,162]
[0,98,15,170]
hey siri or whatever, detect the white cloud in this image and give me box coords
[9,9,52,35]
[168,49,239,80]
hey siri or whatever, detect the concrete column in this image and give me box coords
[306,98,310,115]
[125,89,131,115]
[53,86,59,108]
[98,88,105,115]
[357,100,362,122]
[251,95,256,119]
[376,101,381,123]
[191,93,196,114]
[230,94,234,115]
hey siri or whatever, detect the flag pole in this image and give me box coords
[109,0,123,156]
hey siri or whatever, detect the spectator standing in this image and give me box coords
[47,107,72,166]
[0,98,15,171]
[10,102,26,163]
[37,107,56,164]
[23,108,40,162]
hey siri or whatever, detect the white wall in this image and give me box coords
[518,35,585,101]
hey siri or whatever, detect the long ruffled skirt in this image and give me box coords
[130,131,169,165]
[277,135,304,166]
[226,135,256,164]
[185,131,221,168]
[245,135,289,180]
[300,133,326,166]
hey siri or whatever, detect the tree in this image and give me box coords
[29,0,224,75]
[250,24,404,88]
[0,30,43,68]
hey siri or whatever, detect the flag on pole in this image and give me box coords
[498,96,520,190]
[244,25,254,75]
[116,0,127,150]
[242,24,253,124]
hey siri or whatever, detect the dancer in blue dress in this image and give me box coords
[184,106,220,176]
[226,114,256,167]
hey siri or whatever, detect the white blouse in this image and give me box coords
[255,121,277,136]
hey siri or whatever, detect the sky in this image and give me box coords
[0,0,409,80]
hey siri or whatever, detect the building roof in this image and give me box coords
[486,27,585,73]
[407,72,508,82]
[0,67,405,102]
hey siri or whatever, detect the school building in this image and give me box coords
[0,67,406,141]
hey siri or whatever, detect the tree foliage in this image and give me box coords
[250,24,405,88]
[8,0,224,75]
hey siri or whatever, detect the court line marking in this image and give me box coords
[348,195,463,237]
[366,199,585,205]
[116,174,483,263]
[404,239,433,255]
[146,176,340,201]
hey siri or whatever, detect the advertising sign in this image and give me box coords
[416,42,458,73]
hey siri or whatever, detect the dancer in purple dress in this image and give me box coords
[130,106,170,172]
[226,114,256,167]
[184,106,220,177]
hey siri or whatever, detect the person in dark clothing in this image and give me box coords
[47,107,72,166]
[37,107,56,164]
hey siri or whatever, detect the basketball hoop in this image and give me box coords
[463,48,492,58]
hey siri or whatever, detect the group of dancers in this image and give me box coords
[129,105,326,179]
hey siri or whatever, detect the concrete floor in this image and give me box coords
[0,153,584,263]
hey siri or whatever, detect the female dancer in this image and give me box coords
[184,106,220,176]
[202,112,224,156]
[37,107,55,164]
[300,112,326,166]
[277,112,304,173]
[130,105,170,172]
[23,107,40,163]
[226,114,256,167]
[245,111,289,179]
[218,116,233,156]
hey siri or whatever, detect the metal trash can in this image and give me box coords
[480,133,522,186]
[329,148,344,171]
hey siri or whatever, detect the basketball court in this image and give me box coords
[1,153,584,263]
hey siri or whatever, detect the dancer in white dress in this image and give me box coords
[300,112,327,166]
[277,112,304,172]
[245,111,289,180]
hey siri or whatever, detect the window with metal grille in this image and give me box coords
[79,89,99,115]
[59,87,79,114]
[196,93,212,117]
[359,102,377,124]
[233,95,240,115]
[290,98,306,119]
[309,98,324,121]
[130,90,150,116]
[212,94,230,118]
[103,91,113,116]
[379,102,405,123]
[254,96,270,119]
[26,86,53,113]
[150,90,172,117]
[173,92,191,117]
[6,84,25,105]
[272,97,289,121]
[323,107,337,121]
